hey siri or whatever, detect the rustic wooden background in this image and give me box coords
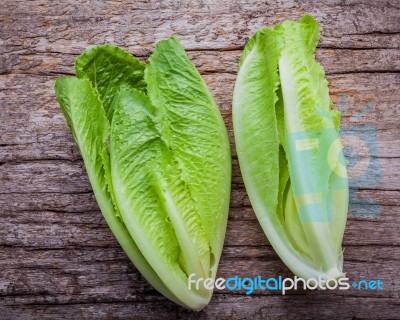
[1,0,399,319]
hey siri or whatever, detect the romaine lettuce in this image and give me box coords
[55,38,231,310]
[233,15,348,282]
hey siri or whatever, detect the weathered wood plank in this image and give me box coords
[3,48,400,76]
[1,187,399,215]
[0,244,398,304]
[0,294,399,320]
[0,154,399,193]
[1,72,399,148]
[0,210,398,249]
[1,0,399,58]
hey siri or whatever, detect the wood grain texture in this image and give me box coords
[1,0,399,319]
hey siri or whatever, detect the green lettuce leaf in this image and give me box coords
[110,37,231,309]
[145,36,231,279]
[233,15,348,281]
[74,45,147,216]
[75,45,146,121]
[54,76,183,307]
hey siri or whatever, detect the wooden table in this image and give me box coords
[1,1,399,319]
